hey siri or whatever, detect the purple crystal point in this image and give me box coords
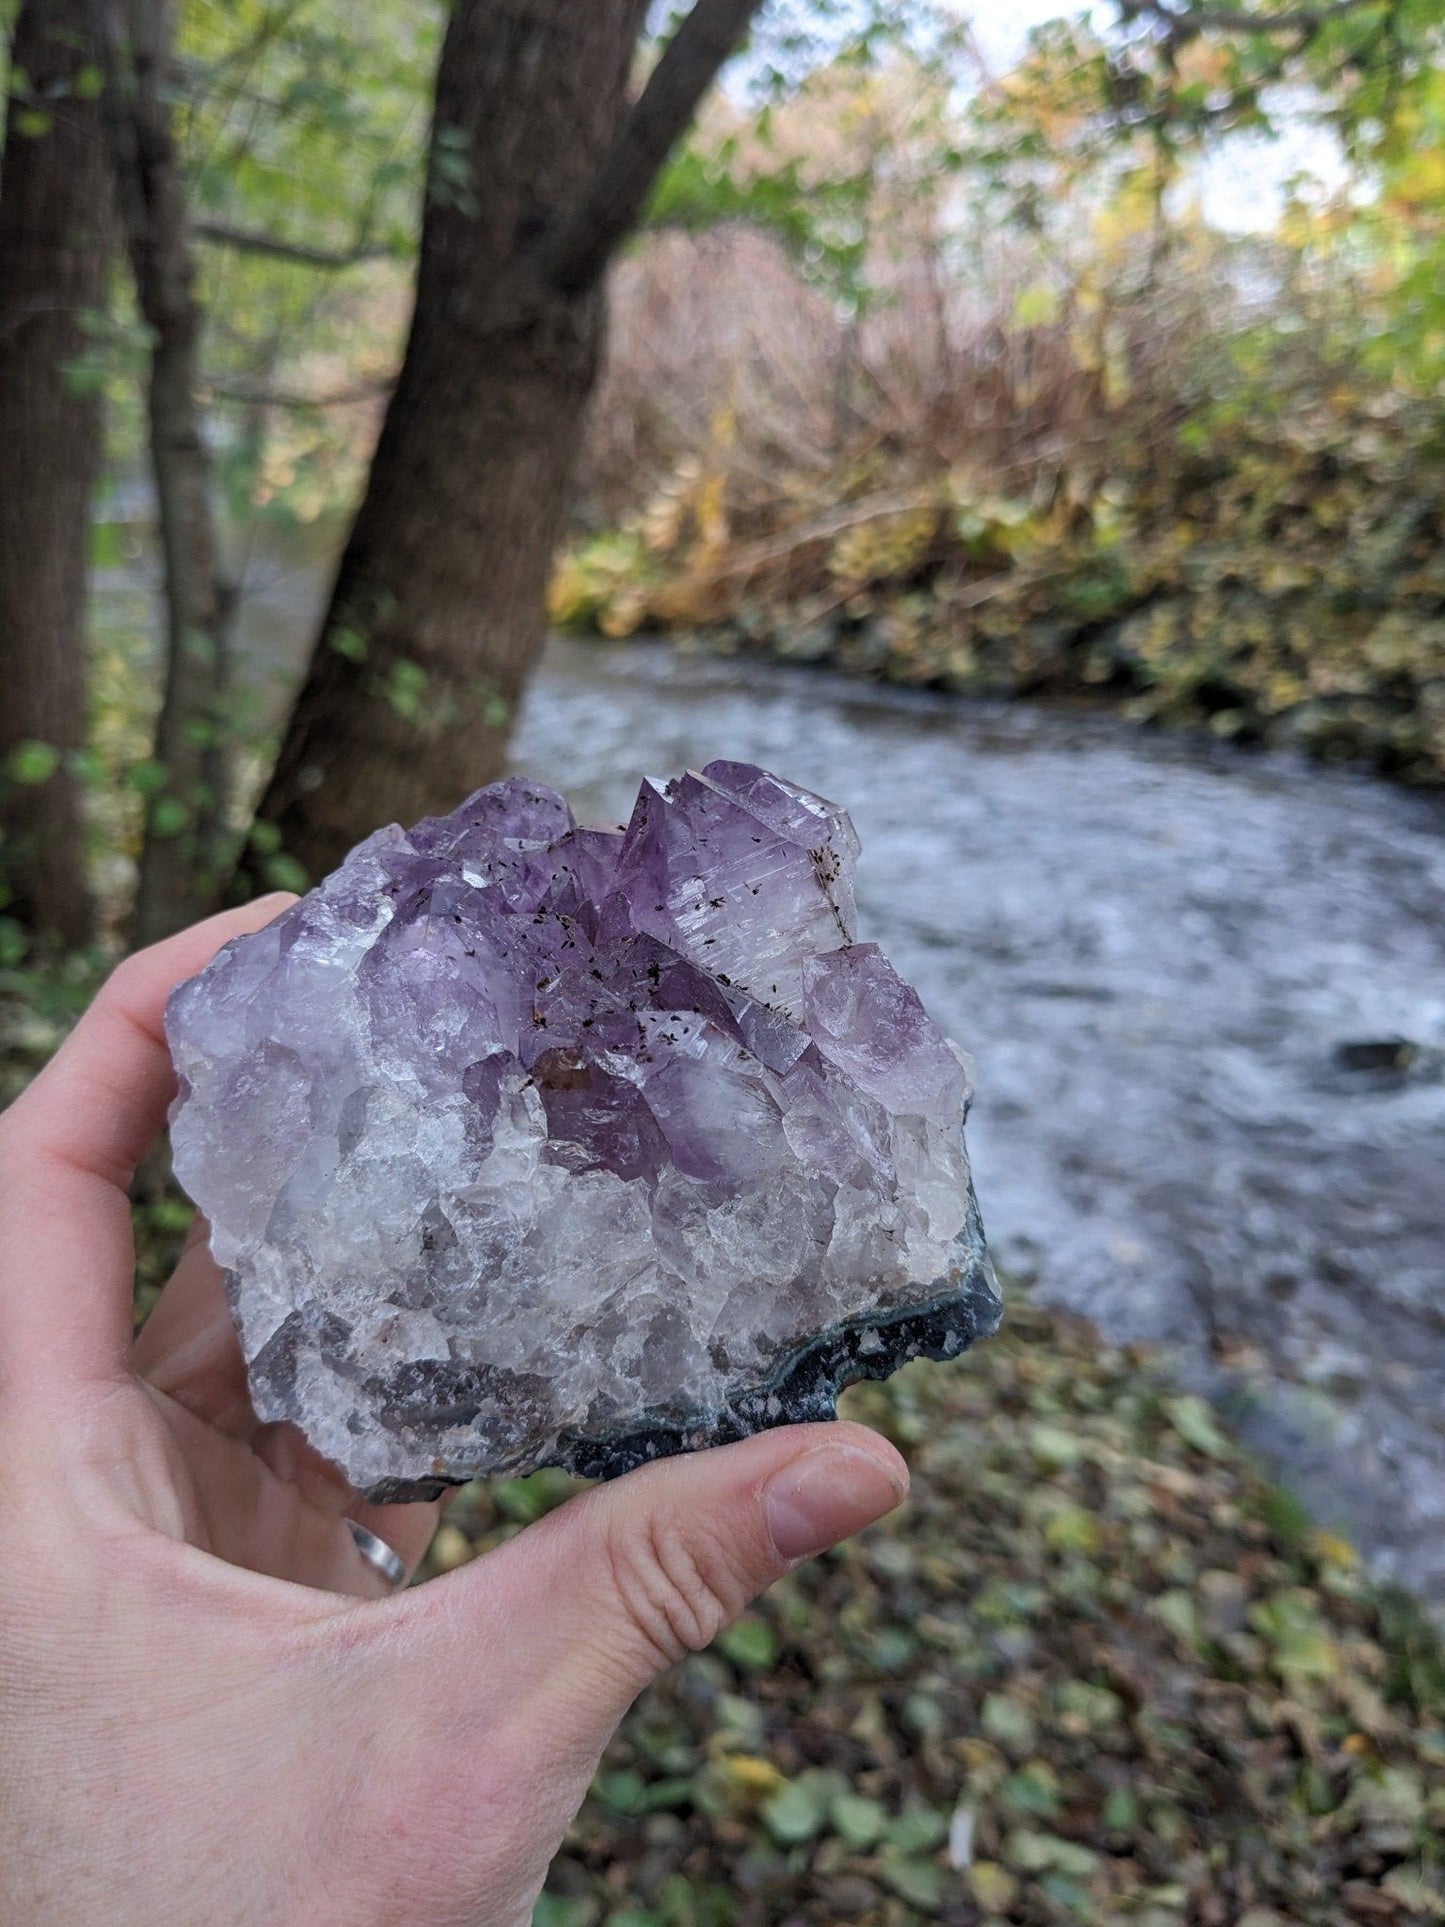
[166,765,998,1497]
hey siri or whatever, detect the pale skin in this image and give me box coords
[0,897,909,1927]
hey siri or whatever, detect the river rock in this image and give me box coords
[166,763,998,1498]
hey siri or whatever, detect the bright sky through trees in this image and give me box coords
[965,0,1345,230]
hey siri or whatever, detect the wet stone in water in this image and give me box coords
[166,764,999,1498]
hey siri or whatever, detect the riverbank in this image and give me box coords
[551,397,1445,791]
[431,1300,1445,1926]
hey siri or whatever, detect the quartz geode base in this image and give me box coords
[361,1192,997,1500]
[169,762,999,1498]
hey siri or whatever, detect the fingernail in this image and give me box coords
[763,1443,908,1563]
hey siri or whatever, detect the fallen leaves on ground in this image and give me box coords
[426,1300,1445,1926]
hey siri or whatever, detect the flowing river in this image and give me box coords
[512,638,1445,1601]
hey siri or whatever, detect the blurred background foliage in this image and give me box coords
[554,0,1445,784]
[5,0,1445,956]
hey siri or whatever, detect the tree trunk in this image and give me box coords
[241,0,650,889]
[131,263,226,944]
[93,0,227,945]
[244,0,764,891]
[0,0,111,947]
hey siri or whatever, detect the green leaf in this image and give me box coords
[711,1692,763,1746]
[329,626,369,663]
[1248,1589,1338,1678]
[903,1689,946,1739]
[1028,1422,1087,1469]
[532,1895,599,1927]
[149,796,190,838]
[147,1196,195,1235]
[247,820,283,856]
[981,1692,1037,1754]
[1037,1871,1093,1912]
[830,1790,888,1849]
[89,520,128,568]
[656,1875,734,1927]
[1153,1589,1203,1647]
[1002,1765,1062,1818]
[0,917,29,969]
[1164,1395,1229,1458]
[126,759,169,798]
[878,1856,946,1908]
[761,1769,838,1844]
[636,1776,695,1814]
[887,1798,949,1855]
[382,656,430,724]
[1256,1483,1314,1555]
[1013,282,1062,328]
[1055,1688,1125,1734]
[717,1615,777,1671]
[1044,1504,1102,1553]
[870,1625,916,1671]
[490,1467,576,1524]
[595,1768,646,1815]
[1102,1786,1138,1831]
[968,1863,1019,1911]
[1006,1830,1098,1878]
[262,854,310,895]
[68,749,106,789]
[5,741,61,785]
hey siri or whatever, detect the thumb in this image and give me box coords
[450,1420,907,1746]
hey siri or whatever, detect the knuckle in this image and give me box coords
[606,1512,742,1670]
[100,949,143,1002]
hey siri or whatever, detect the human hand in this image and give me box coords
[0,901,908,1927]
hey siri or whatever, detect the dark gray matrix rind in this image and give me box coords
[366,1189,998,1500]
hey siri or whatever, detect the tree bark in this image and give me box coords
[92,0,228,944]
[244,0,764,891]
[0,0,111,946]
[541,0,768,297]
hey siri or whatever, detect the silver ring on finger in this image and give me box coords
[347,1519,408,1590]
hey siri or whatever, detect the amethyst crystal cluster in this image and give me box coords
[167,763,998,1498]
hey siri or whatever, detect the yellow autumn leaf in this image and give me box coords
[716,1753,788,1797]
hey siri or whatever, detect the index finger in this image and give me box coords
[0,896,296,1394]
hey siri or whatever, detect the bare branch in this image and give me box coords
[539,0,767,299]
[1126,0,1381,37]
[208,376,394,409]
[193,220,391,270]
